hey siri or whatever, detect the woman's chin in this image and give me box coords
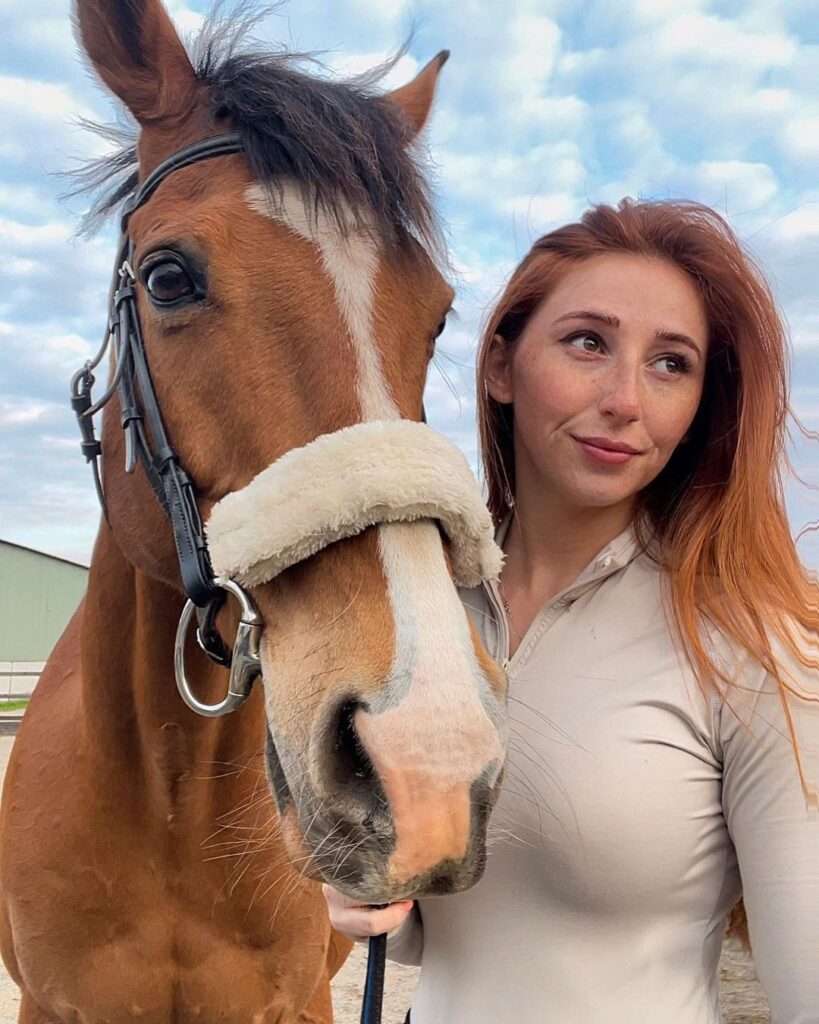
[559,477,639,514]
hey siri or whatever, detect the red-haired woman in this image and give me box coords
[325,199,819,1022]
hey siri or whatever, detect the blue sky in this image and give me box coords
[2,0,819,566]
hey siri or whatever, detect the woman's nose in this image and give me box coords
[597,365,641,422]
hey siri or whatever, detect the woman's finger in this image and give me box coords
[322,884,414,940]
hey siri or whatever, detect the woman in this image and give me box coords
[324,199,819,1022]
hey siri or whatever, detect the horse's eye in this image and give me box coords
[143,258,197,306]
[434,318,447,339]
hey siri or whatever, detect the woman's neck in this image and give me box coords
[501,479,634,604]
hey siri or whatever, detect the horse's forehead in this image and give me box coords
[247,181,399,422]
[245,180,371,245]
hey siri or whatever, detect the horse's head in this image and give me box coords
[75,0,507,902]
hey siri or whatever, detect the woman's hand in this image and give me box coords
[322,883,414,942]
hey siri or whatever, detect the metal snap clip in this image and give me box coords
[174,577,263,717]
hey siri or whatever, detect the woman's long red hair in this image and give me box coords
[477,199,819,811]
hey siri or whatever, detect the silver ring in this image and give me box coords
[174,577,263,717]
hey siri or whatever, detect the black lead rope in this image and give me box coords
[360,932,387,1024]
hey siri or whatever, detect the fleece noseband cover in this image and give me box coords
[206,419,503,589]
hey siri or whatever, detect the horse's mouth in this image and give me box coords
[263,725,500,903]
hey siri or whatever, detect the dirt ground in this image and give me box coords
[0,736,770,1022]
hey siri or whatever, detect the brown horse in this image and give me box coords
[0,3,508,1022]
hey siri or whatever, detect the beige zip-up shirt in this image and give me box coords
[388,526,819,1023]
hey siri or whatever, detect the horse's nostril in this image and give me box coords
[334,700,375,786]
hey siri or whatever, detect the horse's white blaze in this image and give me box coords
[248,183,501,808]
[246,182,397,419]
[361,520,505,783]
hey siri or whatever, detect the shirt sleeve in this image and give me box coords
[385,902,424,966]
[719,652,819,1024]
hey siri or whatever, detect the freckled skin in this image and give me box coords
[486,253,709,524]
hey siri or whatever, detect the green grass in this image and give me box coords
[0,700,29,712]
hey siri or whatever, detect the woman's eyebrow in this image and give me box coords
[552,309,703,357]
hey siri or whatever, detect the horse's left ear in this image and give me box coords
[385,50,449,138]
[72,0,197,124]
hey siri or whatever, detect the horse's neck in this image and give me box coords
[80,524,263,807]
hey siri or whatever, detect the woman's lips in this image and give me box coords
[573,435,642,465]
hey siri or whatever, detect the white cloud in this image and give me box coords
[502,14,562,94]
[0,75,110,168]
[782,110,819,162]
[7,14,80,67]
[791,386,819,415]
[0,76,94,122]
[424,364,471,422]
[448,248,515,312]
[608,104,658,151]
[750,88,793,116]
[650,14,796,68]
[40,434,80,451]
[513,93,589,136]
[325,52,420,90]
[0,184,58,218]
[631,0,708,19]
[694,160,779,211]
[4,257,39,278]
[0,400,53,428]
[348,0,409,25]
[501,191,579,228]
[788,306,819,349]
[438,139,589,222]
[0,320,95,378]
[768,206,819,245]
[0,218,72,249]
[557,47,607,79]
[165,0,207,39]
[0,476,100,565]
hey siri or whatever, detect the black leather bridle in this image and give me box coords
[70,134,244,613]
[70,132,391,1024]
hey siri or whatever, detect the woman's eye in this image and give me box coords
[654,354,690,376]
[566,332,602,354]
[144,260,196,305]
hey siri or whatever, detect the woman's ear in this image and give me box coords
[484,333,514,404]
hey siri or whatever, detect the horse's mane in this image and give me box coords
[67,2,441,254]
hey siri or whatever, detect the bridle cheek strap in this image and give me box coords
[206,419,504,590]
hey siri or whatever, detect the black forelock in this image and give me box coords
[66,2,441,255]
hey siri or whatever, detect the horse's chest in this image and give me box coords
[41,906,324,1023]
[9,784,329,1021]
[2,681,332,1022]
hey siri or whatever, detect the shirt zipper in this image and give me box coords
[483,567,621,676]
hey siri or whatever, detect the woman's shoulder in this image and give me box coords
[702,612,819,699]
[702,613,819,793]
[631,534,819,699]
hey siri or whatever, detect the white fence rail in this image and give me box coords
[0,663,43,700]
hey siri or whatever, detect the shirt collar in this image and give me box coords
[494,512,643,603]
